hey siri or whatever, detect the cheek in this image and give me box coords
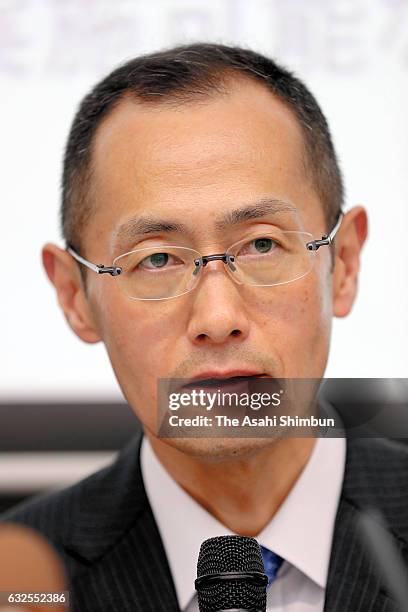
[253,270,332,377]
[93,289,184,428]
[103,301,179,373]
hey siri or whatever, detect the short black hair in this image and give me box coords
[62,42,344,252]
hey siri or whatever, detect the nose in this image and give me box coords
[186,262,250,346]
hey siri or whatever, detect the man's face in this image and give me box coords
[78,79,335,453]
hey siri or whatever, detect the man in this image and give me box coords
[3,43,408,611]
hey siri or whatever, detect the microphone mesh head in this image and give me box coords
[196,535,266,612]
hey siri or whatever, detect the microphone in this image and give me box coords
[0,522,69,611]
[195,535,268,612]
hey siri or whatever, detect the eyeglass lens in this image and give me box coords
[112,229,315,300]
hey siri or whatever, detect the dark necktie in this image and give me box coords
[260,545,284,586]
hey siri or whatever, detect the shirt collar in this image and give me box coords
[141,435,345,610]
[257,436,346,588]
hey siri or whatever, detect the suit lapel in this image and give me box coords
[325,497,396,611]
[60,433,180,611]
[71,504,180,611]
[324,438,408,612]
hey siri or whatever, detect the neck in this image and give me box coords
[146,434,316,536]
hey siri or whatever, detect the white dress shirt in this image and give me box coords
[141,435,346,611]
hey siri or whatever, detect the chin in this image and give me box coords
[159,436,279,462]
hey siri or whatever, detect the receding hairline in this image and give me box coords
[74,71,314,251]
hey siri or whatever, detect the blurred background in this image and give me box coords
[1,0,408,511]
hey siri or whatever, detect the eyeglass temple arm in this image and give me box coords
[306,211,344,251]
[67,246,122,276]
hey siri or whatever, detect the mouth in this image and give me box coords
[181,371,271,393]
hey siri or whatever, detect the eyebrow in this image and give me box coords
[112,198,297,250]
[215,198,297,230]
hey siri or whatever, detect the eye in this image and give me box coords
[253,238,275,253]
[138,252,182,270]
[238,237,279,257]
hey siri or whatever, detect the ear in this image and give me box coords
[332,206,368,318]
[42,243,102,343]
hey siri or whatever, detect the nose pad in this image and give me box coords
[227,254,236,272]
[192,254,241,285]
[225,255,243,285]
[193,259,202,276]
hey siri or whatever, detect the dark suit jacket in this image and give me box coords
[2,434,408,611]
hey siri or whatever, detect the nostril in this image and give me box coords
[231,329,241,337]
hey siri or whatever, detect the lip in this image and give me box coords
[183,370,269,387]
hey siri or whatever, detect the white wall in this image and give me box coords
[1,0,407,400]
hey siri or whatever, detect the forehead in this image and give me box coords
[86,78,319,248]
